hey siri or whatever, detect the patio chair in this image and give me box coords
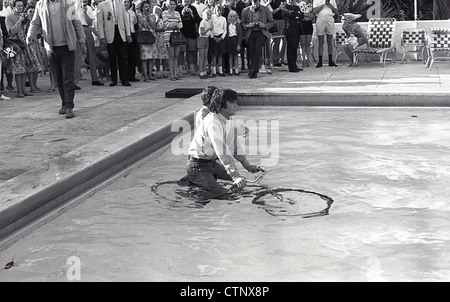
[425,27,450,70]
[401,28,426,64]
[353,18,396,67]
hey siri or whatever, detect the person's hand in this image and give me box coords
[233,177,247,188]
[247,22,255,28]
[258,22,266,28]
[236,45,241,52]
[79,42,87,55]
[246,165,265,173]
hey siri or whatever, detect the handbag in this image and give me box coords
[136,30,156,44]
[268,22,279,34]
[169,30,186,46]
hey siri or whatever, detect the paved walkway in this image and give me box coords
[0,58,449,249]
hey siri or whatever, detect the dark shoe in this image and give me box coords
[199,74,208,79]
[316,61,323,68]
[219,73,226,77]
[65,108,74,118]
[23,92,34,96]
[59,106,66,114]
[289,69,300,73]
[129,78,140,82]
[74,84,81,90]
[122,81,131,86]
[109,82,117,87]
[247,70,254,78]
[92,80,104,86]
[234,72,241,76]
[329,61,338,67]
[273,62,282,67]
[211,73,217,78]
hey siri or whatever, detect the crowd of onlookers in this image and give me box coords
[0,0,346,100]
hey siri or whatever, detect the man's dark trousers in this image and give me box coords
[286,34,300,71]
[247,30,267,74]
[51,45,75,109]
[107,25,129,84]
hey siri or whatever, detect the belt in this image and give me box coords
[188,156,217,163]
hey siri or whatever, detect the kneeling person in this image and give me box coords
[187,88,261,197]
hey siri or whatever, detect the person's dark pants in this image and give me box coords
[50,45,75,109]
[286,34,300,71]
[247,30,267,73]
[107,25,129,84]
[126,32,138,80]
[186,158,232,198]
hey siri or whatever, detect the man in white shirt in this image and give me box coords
[187,88,262,198]
[313,0,338,67]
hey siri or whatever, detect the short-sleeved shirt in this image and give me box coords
[313,0,337,17]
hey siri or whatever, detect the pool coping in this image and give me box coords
[0,97,198,251]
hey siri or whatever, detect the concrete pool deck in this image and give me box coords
[1,59,450,250]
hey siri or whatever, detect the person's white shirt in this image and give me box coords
[211,13,227,37]
[313,0,337,17]
[189,112,244,180]
[80,5,95,26]
[192,1,206,17]
[0,6,13,17]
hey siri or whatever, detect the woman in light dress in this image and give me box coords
[137,0,158,81]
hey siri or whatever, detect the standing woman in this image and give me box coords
[298,0,314,68]
[153,5,169,79]
[162,0,183,81]
[23,4,44,92]
[137,0,158,81]
[5,0,32,98]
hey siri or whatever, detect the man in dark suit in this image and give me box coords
[281,0,303,72]
[97,0,132,87]
[241,0,274,79]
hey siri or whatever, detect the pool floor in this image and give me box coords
[0,107,449,281]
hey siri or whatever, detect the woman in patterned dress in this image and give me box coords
[5,0,33,98]
[23,4,44,92]
[137,1,159,81]
[153,5,169,78]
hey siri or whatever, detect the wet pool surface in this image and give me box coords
[1,107,450,281]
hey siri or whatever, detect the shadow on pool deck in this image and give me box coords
[0,59,449,249]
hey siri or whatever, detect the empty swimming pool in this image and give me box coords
[1,107,449,281]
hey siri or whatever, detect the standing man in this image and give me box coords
[80,0,104,86]
[280,0,303,72]
[97,0,132,86]
[313,0,338,67]
[27,0,87,118]
[241,0,273,79]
